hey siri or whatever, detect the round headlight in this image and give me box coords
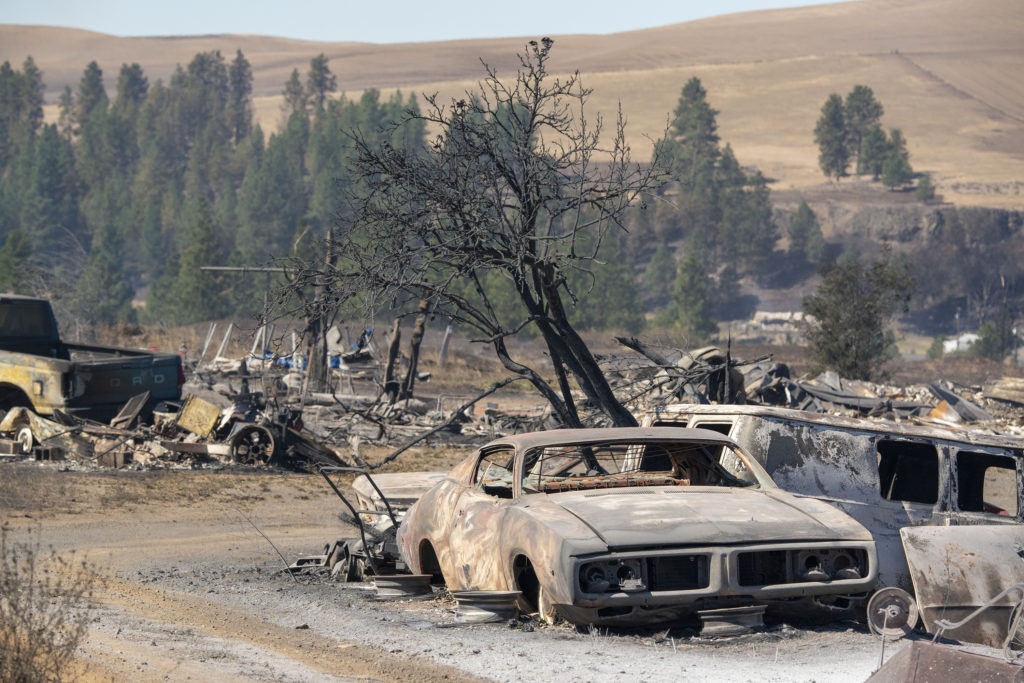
[581,564,610,593]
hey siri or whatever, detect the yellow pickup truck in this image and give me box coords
[0,295,184,422]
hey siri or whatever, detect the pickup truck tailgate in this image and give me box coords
[64,346,182,418]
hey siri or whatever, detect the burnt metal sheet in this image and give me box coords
[698,605,767,636]
[109,391,150,430]
[351,471,447,513]
[175,394,222,438]
[0,406,93,459]
[159,440,209,455]
[928,382,994,422]
[867,640,1024,683]
[452,591,521,623]
[902,525,1024,648]
[374,574,433,600]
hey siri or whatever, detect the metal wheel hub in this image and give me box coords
[229,425,276,465]
[867,587,919,639]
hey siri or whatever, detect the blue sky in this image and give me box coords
[1,0,849,43]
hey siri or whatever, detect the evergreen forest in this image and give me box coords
[1,50,1019,351]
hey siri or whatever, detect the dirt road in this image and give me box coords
[4,465,909,682]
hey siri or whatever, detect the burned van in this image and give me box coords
[645,404,1024,645]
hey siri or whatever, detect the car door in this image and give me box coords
[444,445,518,592]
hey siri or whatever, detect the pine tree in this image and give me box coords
[113,63,148,114]
[642,242,677,309]
[718,161,778,276]
[305,54,337,113]
[881,151,913,190]
[859,125,889,180]
[0,59,45,172]
[814,93,849,180]
[72,220,135,323]
[661,248,717,340]
[0,228,34,293]
[19,57,44,135]
[57,86,74,140]
[661,77,721,243]
[235,113,309,267]
[915,173,936,202]
[282,69,307,118]
[162,200,227,324]
[881,128,913,190]
[227,50,253,144]
[787,201,825,265]
[803,255,913,380]
[844,85,884,175]
[12,124,83,272]
[75,62,108,128]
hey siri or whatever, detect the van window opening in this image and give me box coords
[876,440,939,504]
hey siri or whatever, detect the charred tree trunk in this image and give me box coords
[400,299,429,400]
[533,266,638,427]
[382,318,402,404]
[548,345,581,427]
[305,228,336,393]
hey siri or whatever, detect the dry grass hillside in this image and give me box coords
[2,0,1022,207]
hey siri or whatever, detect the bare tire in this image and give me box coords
[866,587,919,639]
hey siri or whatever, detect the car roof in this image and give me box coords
[652,403,1024,452]
[485,426,738,452]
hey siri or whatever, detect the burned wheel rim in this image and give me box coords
[15,426,33,455]
[536,585,558,625]
[866,587,919,639]
[229,426,275,465]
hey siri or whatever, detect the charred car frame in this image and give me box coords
[395,427,877,626]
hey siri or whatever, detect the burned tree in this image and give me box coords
[282,39,662,427]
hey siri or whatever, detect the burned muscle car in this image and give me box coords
[396,427,877,626]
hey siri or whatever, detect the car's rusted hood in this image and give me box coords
[540,487,870,549]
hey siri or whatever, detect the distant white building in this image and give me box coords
[943,333,980,354]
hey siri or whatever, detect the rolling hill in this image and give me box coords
[1,0,1022,208]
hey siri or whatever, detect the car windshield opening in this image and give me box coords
[521,440,760,494]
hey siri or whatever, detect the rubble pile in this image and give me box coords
[5,320,1024,472]
[607,339,1024,437]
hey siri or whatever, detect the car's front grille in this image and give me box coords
[648,554,709,591]
[737,550,788,585]
[736,547,869,587]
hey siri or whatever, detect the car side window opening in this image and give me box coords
[474,447,515,499]
[956,452,1019,516]
[876,440,939,504]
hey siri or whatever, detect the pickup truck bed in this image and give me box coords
[0,295,183,422]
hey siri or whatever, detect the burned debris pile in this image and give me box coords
[607,338,1024,435]
[0,321,548,470]
[5,319,1024,471]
